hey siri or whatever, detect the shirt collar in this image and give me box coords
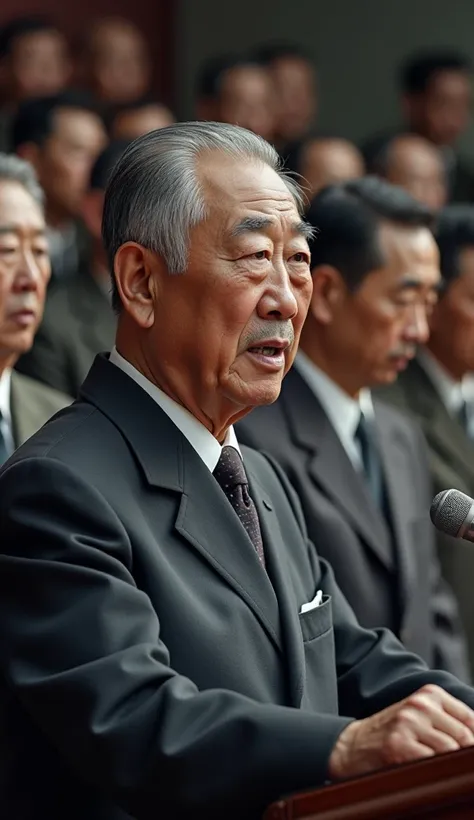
[294,351,374,443]
[0,367,12,423]
[417,348,466,414]
[108,347,241,472]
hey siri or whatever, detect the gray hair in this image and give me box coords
[0,153,44,208]
[102,121,306,312]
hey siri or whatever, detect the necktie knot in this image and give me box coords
[213,445,248,491]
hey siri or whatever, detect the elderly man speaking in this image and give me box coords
[2,122,474,820]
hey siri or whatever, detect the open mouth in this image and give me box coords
[245,344,287,370]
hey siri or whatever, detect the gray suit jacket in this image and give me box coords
[2,354,474,819]
[16,267,116,398]
[237,367,469,681]
[379,355,474,676]
[10,370,71,447]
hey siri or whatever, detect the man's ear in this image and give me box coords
[113,242,164,328]
[309,264,347,324]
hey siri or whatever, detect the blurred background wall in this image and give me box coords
[176,0,474,159]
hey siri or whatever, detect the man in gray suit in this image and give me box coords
[0,153,70,466]
[3,126,474,820]
[15,141,127,396]
[381,204,474,673]
[238,178,469,680]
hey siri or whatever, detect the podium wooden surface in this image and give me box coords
[264,746,474,820]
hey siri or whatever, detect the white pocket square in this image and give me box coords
[300,589,323,615]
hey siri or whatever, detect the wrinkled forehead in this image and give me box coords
[197,153,300,228]
[0,181,45,228]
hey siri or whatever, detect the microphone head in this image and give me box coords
[430,489,473,537]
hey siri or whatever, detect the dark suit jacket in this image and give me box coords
[379,355,474,676]
[237,367,469,681]
[10,370,71,447]
[16,267,116,397]
[1,355,474,820]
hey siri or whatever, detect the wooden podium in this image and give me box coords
[264,746,474,819]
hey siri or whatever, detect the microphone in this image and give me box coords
[430,489,474,541]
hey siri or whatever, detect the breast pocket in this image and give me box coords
[299,595,338,715]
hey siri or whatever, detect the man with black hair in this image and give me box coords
[0,16,71,151]
[381,204,474,673]
[195,54,275,141]
[109,96,174,141]
[255,42,317,150]
[16,140,127,396]
[238,176,470,680]
[285,135,364,200]
[12,91,107,280]
[362,52,474,202]
[373,133,447,211]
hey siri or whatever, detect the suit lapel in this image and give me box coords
[80,355,283,655]
[404,358,474,477]
[375,403,416,612]
[246,464,305,706]
[281,369,394,571]
[10,373,42,445]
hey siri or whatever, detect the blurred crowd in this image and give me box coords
[3,13,474,675]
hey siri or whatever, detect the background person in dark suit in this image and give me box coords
[16,140,128,396]
[381,204,474,675]
[237,178,469,681]
[3,125,474,820]
[362,53,474,203]
[0,152,69,465]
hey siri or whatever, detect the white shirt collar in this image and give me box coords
[294,351,374,468]
[417,348,467,415]
[108,347,241,472]
[0,368,15,456]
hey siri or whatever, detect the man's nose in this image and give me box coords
[258,269,298,321]
[403,304,430,346]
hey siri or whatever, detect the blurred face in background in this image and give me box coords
[87,18,151,105]
[404,69,472,147]
[217,65,275,141]
[428,246,474,379]
[299,139,364,200]
[270,56,317,145]
[383,135,447,211]
[308,222,440,395]
[4,28,71,101]
[112,103,174,141]
[20,107,107,225]
[0,180,50,366]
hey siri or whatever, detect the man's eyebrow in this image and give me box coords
[398,275,440,290]
[0,224,45,235]
[230,215,315,240]
[231,216,273,236]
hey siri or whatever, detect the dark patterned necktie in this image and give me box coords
[354,411,383,507]
[213,446,265,567]
[0,410,9,466]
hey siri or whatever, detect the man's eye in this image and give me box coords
[252,251,267,260]
[291,252,309,263]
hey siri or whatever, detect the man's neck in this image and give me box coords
[425,340,467,383]
[298,336,361,399]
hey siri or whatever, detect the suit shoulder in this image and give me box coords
[375,397,426,447]
[12,372,72,412]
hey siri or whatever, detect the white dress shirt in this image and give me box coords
[0,368,15,456]
[417,349,474,438]
[294,351,374,470]
[109,347,241,472]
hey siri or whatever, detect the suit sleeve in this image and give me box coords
[260,452,474,717]
[0,456,353,820]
